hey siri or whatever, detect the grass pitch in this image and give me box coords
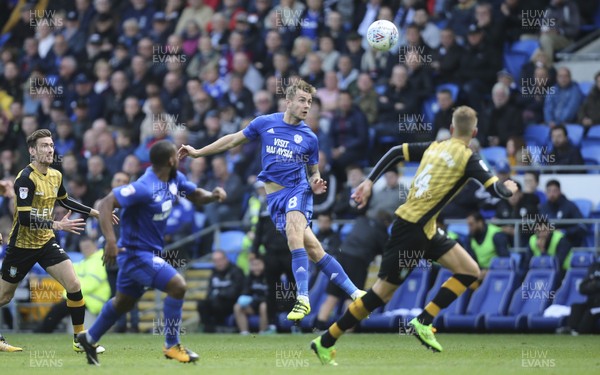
[2,333,599,375]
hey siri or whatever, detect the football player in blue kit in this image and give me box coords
[178,80,365,322]
[77,140,226,365]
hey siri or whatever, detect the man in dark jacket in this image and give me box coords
[545,125,584,172]
[251,200,294,331]
[457,24,501,112]
[495,181,539,247]
[197,250,245,333]
[432,28,463,85]
[480,83,523,147]
[557,257,600,334]
[315,211,391,330]
[233,257,269,334]
[329,91,369,182]
[540,179,587,246]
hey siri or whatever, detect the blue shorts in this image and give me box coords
[116,249,178,299]
[266,183,313,234]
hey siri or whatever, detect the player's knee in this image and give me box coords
[259,302,267,313]
[169,279,187,299]
[234,303,242,313]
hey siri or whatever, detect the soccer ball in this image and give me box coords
[366,20,399,52]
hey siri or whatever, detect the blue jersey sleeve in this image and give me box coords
[113,182,152,208]
[308,134,319,166]
[176,171,197,196]
[242,116,266,140]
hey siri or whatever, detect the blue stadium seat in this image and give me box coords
[565,124,584,147]
[578,81,593,96]
[581,125,600,148]
[581,145,600,165]
[527,251,595,331]
[511,40,539,57]
[422,95,438,124]
[480,147,507,168]
[339,223,354,241]
[485,256,558,331]
[572,198,593,218]
[361,262,432,331]
[425,268,472,330]
[214,230,246,263]
[436,83,459,102]
[444,257,518,331]
[503,53,529,80]
[524,125,550,147]
[67,252,85,264]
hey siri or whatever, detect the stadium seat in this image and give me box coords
[214,230,246,263]
[444,257,518,331]
[480,147,507,168]
[524,125,550,147]
[527,251,595,331]
[436,83,459,102]
[581,125,600,148]
[581,145,600,165]
[578,81,593,96]
[511,40,539,57]
[67,252,85,264]
[565,124,584,147]
[572,198,593,218]
[360,261,432,331]
[485,256,558,331]
[339,223,354,241]
[422,95,438,124]
[425,268,472,330]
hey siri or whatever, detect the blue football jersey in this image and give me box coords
[113,168,197,252]
[243,112,319,188]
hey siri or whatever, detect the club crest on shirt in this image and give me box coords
[19,187,28,199]
[294,134,303,144]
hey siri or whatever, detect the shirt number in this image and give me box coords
[414,164,433,198]
[288,196,298,209]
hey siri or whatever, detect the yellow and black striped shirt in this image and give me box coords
[395,139,499,238]
[8,164,92,249]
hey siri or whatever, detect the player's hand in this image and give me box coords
[351,179,373,209]
[177,144,198,159]
[102,240,124,266]
[503,179,518,195]
[212,187,227,202]
[0,180,14,198]
[54,210,86,234]
[310,177,327,195]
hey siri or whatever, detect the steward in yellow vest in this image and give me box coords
[528,219,572,271]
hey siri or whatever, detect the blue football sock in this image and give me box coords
[163,296,184,348]
[291,248,309,297]
[88,299,122,344]
[316,253,358,296]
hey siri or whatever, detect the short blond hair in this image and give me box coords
[285,79,316,100]
[451,106,478,137]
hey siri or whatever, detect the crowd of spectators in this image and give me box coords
[0,0,599,256]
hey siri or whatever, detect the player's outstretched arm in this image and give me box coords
[188,187,227,205]
[97,192,123,266]
[178,130,249,159]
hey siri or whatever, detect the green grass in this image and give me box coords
[2,333,599,374]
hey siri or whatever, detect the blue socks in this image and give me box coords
[316,253,359,297]
[163,296,184,348]
[291,248,309,297]
[88,298,121,344]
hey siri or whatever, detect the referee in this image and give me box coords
[0,129,116,353]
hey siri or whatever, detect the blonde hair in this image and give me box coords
[451,106,478,136]
[285,79,316,100]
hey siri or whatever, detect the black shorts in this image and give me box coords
[326,254,369,299]
[378,218,456,285]
[0,238,70,283]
